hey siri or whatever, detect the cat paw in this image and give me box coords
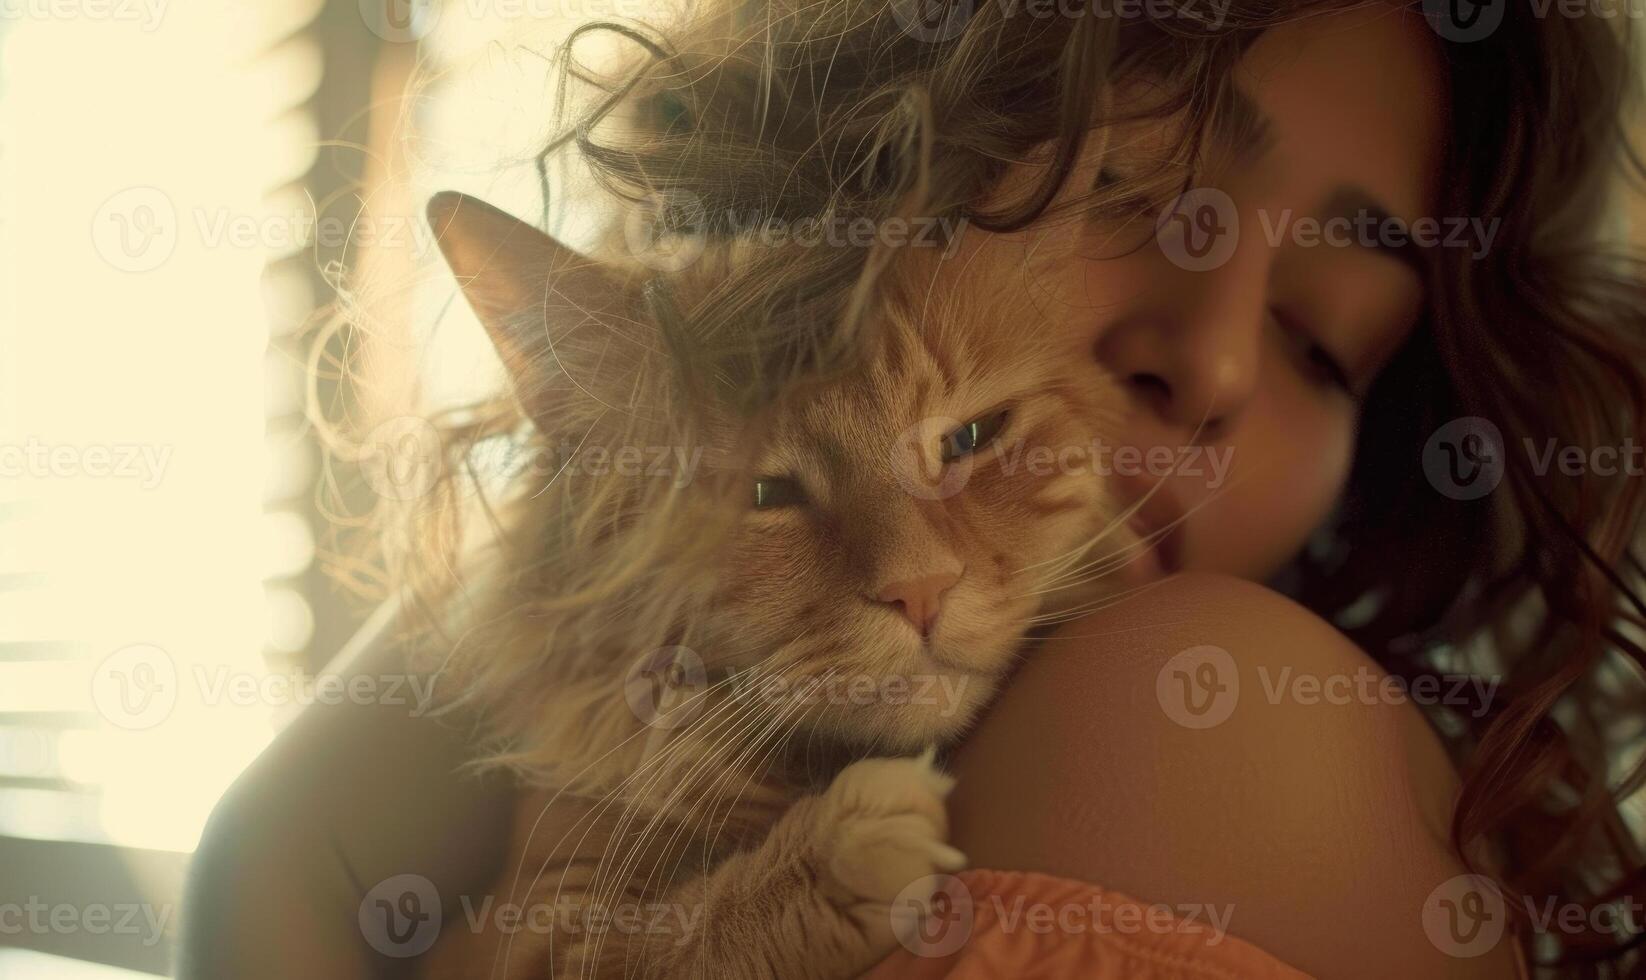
[814,749,966,930]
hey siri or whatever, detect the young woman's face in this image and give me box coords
[956,5,1447,585]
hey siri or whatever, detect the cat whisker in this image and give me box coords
[571,653,820,973]
[1025,470,1240,599]
[1014,491,1154,580]
[1010,523,1164,601]
[566,693,778,977]
[586,676,815,977]
[697,668,836,858]
[620,682,823,977]
[1018,516,1178,598]
[1021,579,1166,625]
[606,670,797,879]
[503,659,778,978]
[571,655,782,860]
[1015,408,1219,588]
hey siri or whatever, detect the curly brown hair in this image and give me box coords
[324,0,1646,971]
[558,0,1646,971]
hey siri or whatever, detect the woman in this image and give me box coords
[182,0,1645,976]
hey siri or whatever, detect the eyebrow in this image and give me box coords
[1211,85,1277,163]
[1216,88,1424,278]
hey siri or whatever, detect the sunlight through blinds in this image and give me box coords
[0,0,324,853]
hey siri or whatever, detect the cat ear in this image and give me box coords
[426,191,637,425]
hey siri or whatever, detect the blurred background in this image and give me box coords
[0,0,644,973]
[2,1,1645,976]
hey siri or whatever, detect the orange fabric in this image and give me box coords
[862,869,1315,980]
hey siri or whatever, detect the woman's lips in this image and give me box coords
[1117,482,1186,580]
[1125,515,1179,577]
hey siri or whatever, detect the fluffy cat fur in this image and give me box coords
[415,191,1132,979]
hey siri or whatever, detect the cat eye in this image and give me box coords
[940,409,1010,463]
[752,476,806,509]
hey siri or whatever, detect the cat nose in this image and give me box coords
[874,572,961,638]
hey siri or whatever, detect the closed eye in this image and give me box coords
[1273,306,1356,396]
[940,408,1011,463]
[752,476,806,509]
[1305,342,1354,392]
[1092,168,1152,217]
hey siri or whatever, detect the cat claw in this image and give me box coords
[929,841,968,872]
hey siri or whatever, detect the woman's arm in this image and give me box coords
[178,602,518,979]
[948,572,1521,979]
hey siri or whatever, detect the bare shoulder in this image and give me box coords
[947,572,1520,979]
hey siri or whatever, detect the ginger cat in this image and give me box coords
[416,191,1130,979]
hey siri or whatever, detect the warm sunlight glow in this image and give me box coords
[0,0,322,853]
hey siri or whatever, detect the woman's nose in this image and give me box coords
[1094,239,1268,437]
